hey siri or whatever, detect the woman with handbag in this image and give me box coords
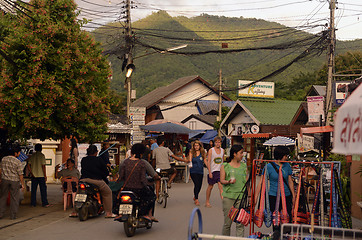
[118,143,157,222]
[264,146,295,234]
[220,145,248,237]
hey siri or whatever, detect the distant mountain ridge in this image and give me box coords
[92,11,362,99]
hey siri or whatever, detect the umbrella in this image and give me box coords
[263,136,295,146]
[140,122,193,134]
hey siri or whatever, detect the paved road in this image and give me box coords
[1,177,361,240]
[0,177,265,240]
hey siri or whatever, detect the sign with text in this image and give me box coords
[335,81,349,105]
[130,107,146,145]
[307,96,324,123]
[238,80,274,98]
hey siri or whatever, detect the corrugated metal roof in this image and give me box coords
[313,85,326,96]
[242,99,302,125]
[197,100,235,115]
[131,75,231,109]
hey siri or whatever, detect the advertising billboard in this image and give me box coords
[238,80,274,98]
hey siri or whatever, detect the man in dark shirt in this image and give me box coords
[81,144,115,218]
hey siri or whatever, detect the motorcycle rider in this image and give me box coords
[80,144,116,218]
[118,143,157,221]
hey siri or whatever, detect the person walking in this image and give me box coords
[220,145,248,237]
[28,143,50,207]
[187,140,206,206]
[0,144,25,219]
[205,136,224,208]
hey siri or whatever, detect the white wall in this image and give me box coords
[29,139,60,182]
[183,118,213,130]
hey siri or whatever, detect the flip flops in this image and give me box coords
[105,213,117,218]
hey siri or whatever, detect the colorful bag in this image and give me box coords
[237,208,250,226]
[272,165,282,227]
[279,166,289,224]
[263,167,272,228]
[333,169,352,229]
[254,170,266,228]
[228,205,240,222]
[293,167,310,224]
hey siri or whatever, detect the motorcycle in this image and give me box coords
[115,190,153,237]
[74,181,104,221]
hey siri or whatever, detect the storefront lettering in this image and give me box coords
[340,108,362,147]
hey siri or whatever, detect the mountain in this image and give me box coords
[91,11,362,100]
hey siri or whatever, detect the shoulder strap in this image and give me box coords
[271,162,291,194]
[117,159,141,199]
[279,166,288,216]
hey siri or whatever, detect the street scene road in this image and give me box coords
[0,176,265,240]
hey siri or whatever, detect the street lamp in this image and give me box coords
[125,63,135,78]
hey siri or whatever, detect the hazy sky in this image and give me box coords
[76,0,362,40]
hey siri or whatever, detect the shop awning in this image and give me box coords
[242,133,271,138]
[300,126,334,137]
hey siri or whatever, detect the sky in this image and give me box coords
[76,0,362,41]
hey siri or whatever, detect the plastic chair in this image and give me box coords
[62,177,78,211]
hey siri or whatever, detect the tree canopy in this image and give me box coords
[0,0,112,142]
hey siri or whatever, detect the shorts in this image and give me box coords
[161,167,176,176]
[207,171,220,185]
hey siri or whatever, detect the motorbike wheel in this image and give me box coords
[124,221,136,237]
[146,220,153,229]
[78,205,88,221]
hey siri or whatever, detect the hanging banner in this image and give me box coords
[307,96,325,123]
[238,80,274,98]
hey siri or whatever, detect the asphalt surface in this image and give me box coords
[0,177,361,240]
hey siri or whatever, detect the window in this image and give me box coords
[189,121,197,130]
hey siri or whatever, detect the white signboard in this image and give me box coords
[333,84,362,155]
[130,107,146,144]
[307,96,324,123]
[238,80,274,98]
[335,81,349,105]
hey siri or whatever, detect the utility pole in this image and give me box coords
[218,69,222,137]
[325,0,336,125]
[125,0,133,123]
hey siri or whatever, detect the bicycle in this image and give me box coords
[156,169,169,208]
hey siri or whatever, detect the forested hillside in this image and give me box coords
[92,11,362,100]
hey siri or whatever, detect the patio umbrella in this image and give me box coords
[263,136,295,146]
[140,122,193,134]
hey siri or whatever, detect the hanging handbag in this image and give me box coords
[272,168,281,227]
[279,167,289,224]
[236,171,253,226]
[263,167,272,228]
[333,169,352,229]
[228,203,240,223]
[310,169,321,226]
[254,170,266,228]
[236,184,251,226]
[293,167,310,224]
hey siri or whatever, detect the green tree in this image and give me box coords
[0,0,111,142]
[281,51,361,100]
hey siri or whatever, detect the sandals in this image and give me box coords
[105,213,117,218]
[205,203,212,208]
[150,216,159,222]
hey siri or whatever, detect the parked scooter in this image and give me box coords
[74,181,104,221]
[115,190,153,237]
